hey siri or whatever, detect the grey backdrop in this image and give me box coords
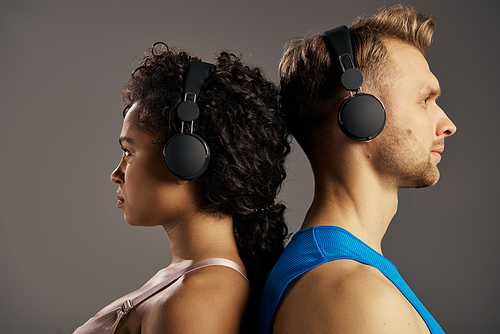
[1,0,498,333]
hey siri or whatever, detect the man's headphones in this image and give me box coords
[163,60,214,180]
[323,26,386,141]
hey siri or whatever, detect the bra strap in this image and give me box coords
[73,258,247,334]
[122,258,248,314]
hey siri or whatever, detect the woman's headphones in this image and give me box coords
[323,25,386,141]
[163,60,213,180]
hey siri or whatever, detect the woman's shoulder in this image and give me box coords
[142,261,250,333]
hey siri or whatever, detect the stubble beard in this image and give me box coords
[375,127,440,189]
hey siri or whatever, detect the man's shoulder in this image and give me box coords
[282,258,395,308]
[273,259,426,333]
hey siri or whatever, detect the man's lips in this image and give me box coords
[431,146,444,161]
[116,193,125,208]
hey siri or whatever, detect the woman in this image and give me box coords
[73,43,289,334]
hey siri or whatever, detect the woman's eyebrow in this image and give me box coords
[119,136,135,146]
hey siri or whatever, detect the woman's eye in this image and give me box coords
[123,149,131,157]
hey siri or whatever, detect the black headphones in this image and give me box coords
[163,60,214,180]
[323,26,386,141]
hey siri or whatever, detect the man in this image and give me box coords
[259,5,456,334]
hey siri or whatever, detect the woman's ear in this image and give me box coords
[176,178,190,185]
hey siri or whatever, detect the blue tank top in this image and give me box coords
[258,226,444,334]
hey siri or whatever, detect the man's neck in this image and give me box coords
[303,156,399,254]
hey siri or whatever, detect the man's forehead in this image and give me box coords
[419,81,441,96]
[415,64,441,96]
[384,40,440,87]
[385,41,428,68]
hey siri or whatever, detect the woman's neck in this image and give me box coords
[164,211,242,266]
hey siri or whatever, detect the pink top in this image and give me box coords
[73,258,248,334]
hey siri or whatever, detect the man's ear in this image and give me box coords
[336,96,349,114]
[331,96,349,137]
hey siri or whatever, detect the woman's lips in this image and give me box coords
[116,193,125,208]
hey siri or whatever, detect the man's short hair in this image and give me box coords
[279,4,435,154]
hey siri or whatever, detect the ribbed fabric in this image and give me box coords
[258,226,444,334]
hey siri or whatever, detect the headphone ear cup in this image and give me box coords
[163,133,210,181]
[338,93,386,141]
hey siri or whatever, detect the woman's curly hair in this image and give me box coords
[123,43,290,332]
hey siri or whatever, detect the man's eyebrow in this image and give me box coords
[119,136,135,146]
[420,85,442,98]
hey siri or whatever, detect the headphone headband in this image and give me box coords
[323,26,363,92]
[322,25,386,141]
[177,61,214,123]
[163,60,213,180]
[323,26,354,69]
[183,61,214,98]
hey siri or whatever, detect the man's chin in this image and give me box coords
[414,171,440,189]
[398,167,440,189]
